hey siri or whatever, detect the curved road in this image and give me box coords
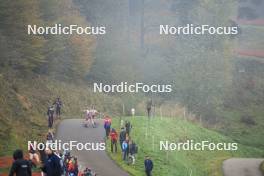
[56,119,129,176]
[223,158,264,176]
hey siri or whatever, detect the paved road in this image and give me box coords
[223,158,264,176]
[56,119,129,176]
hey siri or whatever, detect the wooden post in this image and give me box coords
[145,127,148,139]
[183,107,186,120]
[166,151,169,164]
[122,103,125,116]
[160,107,163,120]
[189,169,192,176]
[152,135,155,151]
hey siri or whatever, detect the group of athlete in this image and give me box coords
[83,107,98,128]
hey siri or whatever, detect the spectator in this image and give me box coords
[54,97,62,118]
[125,121,132,136]
[47,105,55,128]
[128,140,138,165]
[110,128,118,153]
[46,130,54,144]
[41,146,62,176]
[146,99,152,118]
[119,127,126,150]
[122,140,128,161]
[9,149,32,176]
[28,143,40,165]
[144,156,153,176]
[103,116,112,139]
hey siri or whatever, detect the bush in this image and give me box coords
[240,115,256,126]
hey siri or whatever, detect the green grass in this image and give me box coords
[218,107,264,150]
[260,161,264,174]
[107,116,263,176]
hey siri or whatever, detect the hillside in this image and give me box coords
[107,116,264,176]
[0,73,125,156]
[0,1,263,176]
[0,0,121,155]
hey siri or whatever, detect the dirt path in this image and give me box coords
[56,119,129,176]
[223,158,264,176]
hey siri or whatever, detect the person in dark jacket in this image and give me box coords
[41,146,62,176]
[144,156,153,176]
[47,105,55,128]
[119,127,126,150]
[9,149,32,176]
[128,140,137,165]
[125,121,132,136]
[146,99,152,118]
[54,97,62,118]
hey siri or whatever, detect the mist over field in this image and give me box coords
[0,0,263,176]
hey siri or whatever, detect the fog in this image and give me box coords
[72,0,264,121]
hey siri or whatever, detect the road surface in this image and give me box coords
[56,119,129,176]
[223,158,264,176]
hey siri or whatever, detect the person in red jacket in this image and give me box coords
[110,128,118,153]
[104,116,112,139]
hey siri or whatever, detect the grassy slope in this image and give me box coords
[226,23,264,150]
[107,116,263,176]
[0,74,122,156]
[218,107,264,150]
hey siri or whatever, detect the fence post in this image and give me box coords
[152,135,155,151]
[122,103,125,116]
[183,107,186,120]
[160,107,163,120]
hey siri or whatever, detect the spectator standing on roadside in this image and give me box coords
[144,156,153,176]
[146,99,152,118]
[9,149,32,176]
[54,97,62,119]
[41,146,62,176]
[128,140,137,165]
[125,121,132,136]
[47,105,55,128]
[28,143,40,166]
[110,128,118,153]
[122,140,128,161]
[104,116,112,139]
[119,127,126,150]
